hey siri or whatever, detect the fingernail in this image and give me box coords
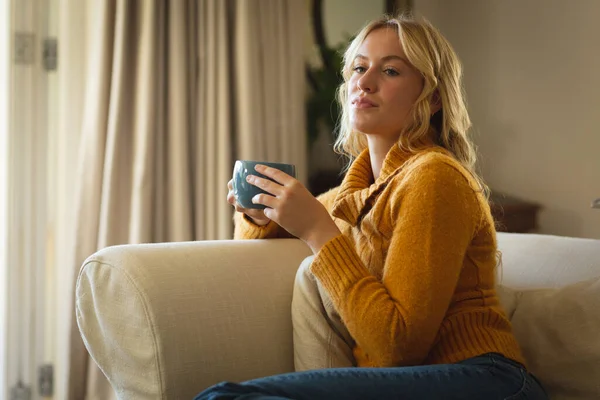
[246,175,253,182]
[255,164,264,171]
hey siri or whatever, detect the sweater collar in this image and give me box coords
[331,143,414,225]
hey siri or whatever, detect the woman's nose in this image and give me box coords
[357,70,377,93]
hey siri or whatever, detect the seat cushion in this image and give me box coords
[500,277,600,400]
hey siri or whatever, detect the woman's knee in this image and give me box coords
[292,255,322,315]
[294,255,316,286]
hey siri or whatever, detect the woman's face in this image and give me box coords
[348,27,424,140]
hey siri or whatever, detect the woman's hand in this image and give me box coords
[246,164,341,253]
[227,179,271,226]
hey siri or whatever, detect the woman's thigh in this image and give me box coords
[194,354,548,400]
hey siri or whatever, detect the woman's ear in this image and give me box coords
[430,90,441,115]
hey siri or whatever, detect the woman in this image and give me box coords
[196,15,548,400]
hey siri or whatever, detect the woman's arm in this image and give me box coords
[233,186,340,240]
[233,212,291,239]
[310,162,483,367]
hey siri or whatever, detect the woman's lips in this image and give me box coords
[352,97,377,109]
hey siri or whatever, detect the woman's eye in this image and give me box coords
[353,66,366,73]
[384,68,399,76]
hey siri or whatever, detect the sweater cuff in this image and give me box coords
[310,234,371,301]
[234,212,280,239]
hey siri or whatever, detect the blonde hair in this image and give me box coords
[334,14,488,195]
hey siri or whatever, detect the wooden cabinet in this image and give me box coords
[489,192,541,233]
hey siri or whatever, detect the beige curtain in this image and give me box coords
[63,1,307,399]
[235,0,308,180]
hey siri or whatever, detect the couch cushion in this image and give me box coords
[497,233,600,289]
[504,277,600,400]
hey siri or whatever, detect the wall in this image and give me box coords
[416,0,600,239]
[323,0,385,45]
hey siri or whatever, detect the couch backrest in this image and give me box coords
[496,233,600,400]
[496,232,600,289]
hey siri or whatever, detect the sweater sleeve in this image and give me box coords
[233,212,289,239]
[309,162,482,367]
[233,186,341,240]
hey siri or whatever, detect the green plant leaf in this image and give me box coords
[306,36,353,148]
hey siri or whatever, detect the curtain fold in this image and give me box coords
[195,0,234,239]
[65,1,115,398]
[65,1,307,398]
[234,0,308,182]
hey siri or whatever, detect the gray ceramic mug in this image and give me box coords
[232,160,297,210]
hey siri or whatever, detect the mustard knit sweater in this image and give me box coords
[235,144,525,368]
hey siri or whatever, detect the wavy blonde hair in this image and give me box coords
[335,14,487,194]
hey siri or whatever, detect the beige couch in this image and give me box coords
[76,233,600,399]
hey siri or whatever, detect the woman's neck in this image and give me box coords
[366,135,398,181]
[366,129,439,180]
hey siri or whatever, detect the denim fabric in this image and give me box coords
[193,353,548,400]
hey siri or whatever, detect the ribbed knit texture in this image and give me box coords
[235,144,525,368]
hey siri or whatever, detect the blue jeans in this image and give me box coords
[194,353,548,400]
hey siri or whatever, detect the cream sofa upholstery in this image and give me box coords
[76,233,600,399]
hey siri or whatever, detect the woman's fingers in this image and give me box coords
[246,175,283,196]
[227,190,236,205]
[251,193,277,209]
[234,204,271,225]
[254,164,294,186]
[227,177,270,226]
[230,198,263,217]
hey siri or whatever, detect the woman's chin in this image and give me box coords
[350,111,386,130]
[351,121,379,134]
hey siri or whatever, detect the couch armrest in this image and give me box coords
[76,239,312,400]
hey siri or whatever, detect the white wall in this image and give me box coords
[416,0,600,239]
